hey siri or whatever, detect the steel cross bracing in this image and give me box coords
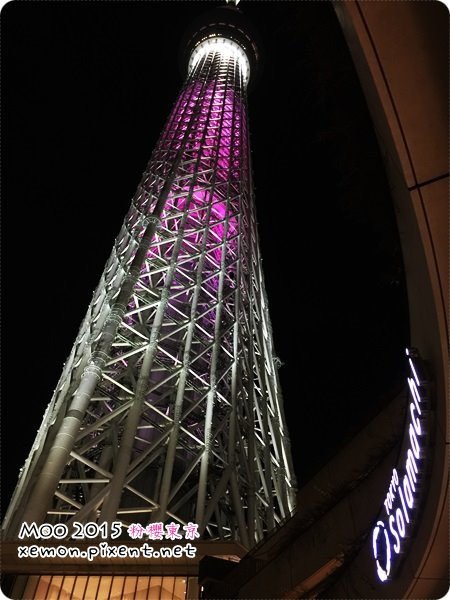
[4,45,297,547]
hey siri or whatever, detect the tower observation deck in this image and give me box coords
[3,6,296,552]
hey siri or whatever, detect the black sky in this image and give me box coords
[2,1,409,512]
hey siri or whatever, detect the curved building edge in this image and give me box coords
[330,2,448,597]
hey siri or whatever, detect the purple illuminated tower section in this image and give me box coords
[4,6,296,548]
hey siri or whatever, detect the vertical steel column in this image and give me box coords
[154,62,223,522]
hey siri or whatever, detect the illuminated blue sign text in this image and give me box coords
[372,348,428,583]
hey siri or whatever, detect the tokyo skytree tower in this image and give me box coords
[3,5,296,548]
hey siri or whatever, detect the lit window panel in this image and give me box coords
[173,577,186,600]
[72,575,88,599]
[97,576,113,599]
[109,576,126,599]
[58,576,76,599]
[84,576,100,599]
[160,576,175,600]
[148,575,163,600]
[122,575,138,599]
[34,575,51,599]
[46,575,64,600]
[22,575,39,599]
[135,576,150,600]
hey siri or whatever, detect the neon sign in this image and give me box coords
[372,348,428,583]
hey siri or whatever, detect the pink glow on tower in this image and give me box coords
[3,11,296,550]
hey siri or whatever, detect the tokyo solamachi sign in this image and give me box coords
[371,348,429,583]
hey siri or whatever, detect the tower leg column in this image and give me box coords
[195,205,231,529]
[100,193,194,525]
[20,368,103,525]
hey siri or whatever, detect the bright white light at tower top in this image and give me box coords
[188,36,250,85]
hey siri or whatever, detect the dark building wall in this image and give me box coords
[331,2,448,597]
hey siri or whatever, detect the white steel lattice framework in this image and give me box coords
[4,15,296,548]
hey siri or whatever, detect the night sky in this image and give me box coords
[2,1,409,512]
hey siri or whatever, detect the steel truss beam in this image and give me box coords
[4,44,297,548]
